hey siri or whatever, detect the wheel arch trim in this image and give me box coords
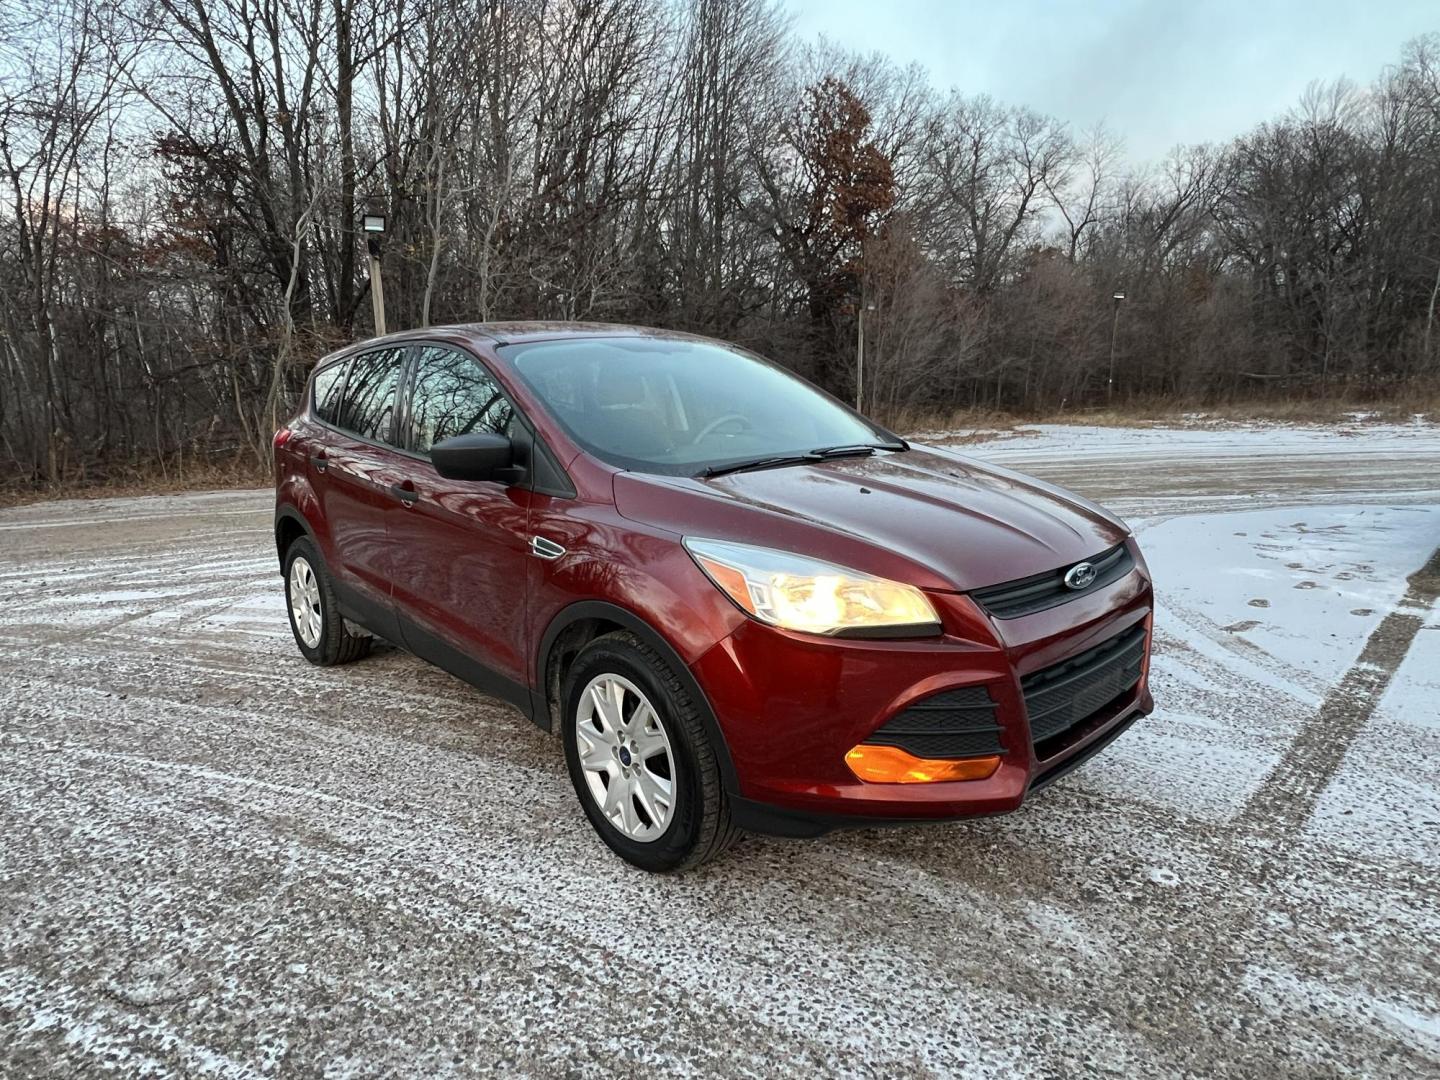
[274,504,317,566]
[534,600,740,795]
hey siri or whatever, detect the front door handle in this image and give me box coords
[389,481,419,506]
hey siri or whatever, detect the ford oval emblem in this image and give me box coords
[1063,561,1097,590]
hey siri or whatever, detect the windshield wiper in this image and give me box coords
[701,452,824,478]
[700,443,901,478]
[811,444,889,457]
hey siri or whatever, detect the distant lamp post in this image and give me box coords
[1107,291,1126,404]
[857,299,876,413]
[362,212,387,336]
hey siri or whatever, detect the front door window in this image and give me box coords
[407,346,517,453]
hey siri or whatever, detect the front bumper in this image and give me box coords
[689,552,1154,835]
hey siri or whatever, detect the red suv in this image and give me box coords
[274,324,1153,870]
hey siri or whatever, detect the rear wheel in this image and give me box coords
[562,631,739,871]
[283,536,371,666]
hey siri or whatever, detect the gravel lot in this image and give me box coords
[2,423,1438,1078]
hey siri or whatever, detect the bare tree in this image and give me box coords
[918,94,1072,292]
[3,5,1440,494]
[1046,123,1123,263]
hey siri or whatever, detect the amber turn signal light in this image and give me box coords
[845,745,1001,784]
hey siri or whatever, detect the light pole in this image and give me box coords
[1107,291,1125,403]
[856,299,876,412]
[363,212,387,337]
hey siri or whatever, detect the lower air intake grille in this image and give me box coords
[1022,624,1146,751]
[971,544,1134,619]
[863,685,1002,758]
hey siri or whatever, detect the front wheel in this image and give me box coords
[561,631,739,871]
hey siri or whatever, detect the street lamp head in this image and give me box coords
[362,214,387,234]
[1113,291,1126,301]
[865,301,877,312]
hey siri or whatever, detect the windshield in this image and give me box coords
[503,336,899,476]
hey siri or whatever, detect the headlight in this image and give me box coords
[683,537,940,637]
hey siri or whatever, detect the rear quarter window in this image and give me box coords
[312,360,348,425]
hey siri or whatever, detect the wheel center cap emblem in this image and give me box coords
[619,747,633,767]
[1064,561,1098,590]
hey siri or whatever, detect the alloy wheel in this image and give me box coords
[288,556,323,649]
[574,673,677,842]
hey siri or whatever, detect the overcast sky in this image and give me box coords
[787,0,1439,165]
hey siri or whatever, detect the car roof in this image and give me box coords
[313,321,719,371]
[400,321,710,346]
[463,321,703,344]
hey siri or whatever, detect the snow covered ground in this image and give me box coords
[1068,503,1438,823]
[1,420,1437,1077]
[915,415,1439,459]
[934,417,1440,521]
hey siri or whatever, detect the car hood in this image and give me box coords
[612,444,1129,593]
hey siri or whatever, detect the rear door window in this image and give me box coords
[406,346,516,454]
[334,347,405,444]
[312,360,348,425]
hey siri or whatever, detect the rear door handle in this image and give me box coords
[389,481,419,506]
[309,450,328,472]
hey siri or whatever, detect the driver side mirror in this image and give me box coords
[431,433,526,485]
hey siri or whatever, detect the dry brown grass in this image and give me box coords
[0,454,269,510]
[888,389,1440,439]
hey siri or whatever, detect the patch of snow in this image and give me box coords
[1069,724,1281,821]
[1140,505,1438,689]
[1242,965,1440,1065]
[1068,502,1437,825]
[919,419,1440,460]
[1307,600,1440,865]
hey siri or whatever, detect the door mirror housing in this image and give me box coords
[430,433,525,485]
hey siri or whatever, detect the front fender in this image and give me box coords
[533,598,741,795]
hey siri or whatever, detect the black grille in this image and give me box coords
[971,544,1134,619]
[863,684,1003,758]
[1022,624,1146,751]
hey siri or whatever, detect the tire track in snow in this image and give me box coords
[1240,544,1440,835]
[1151,598,1329,703]
[0,506,266,531]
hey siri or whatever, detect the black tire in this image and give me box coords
[561,631,740,872]
[282,536,372,666]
